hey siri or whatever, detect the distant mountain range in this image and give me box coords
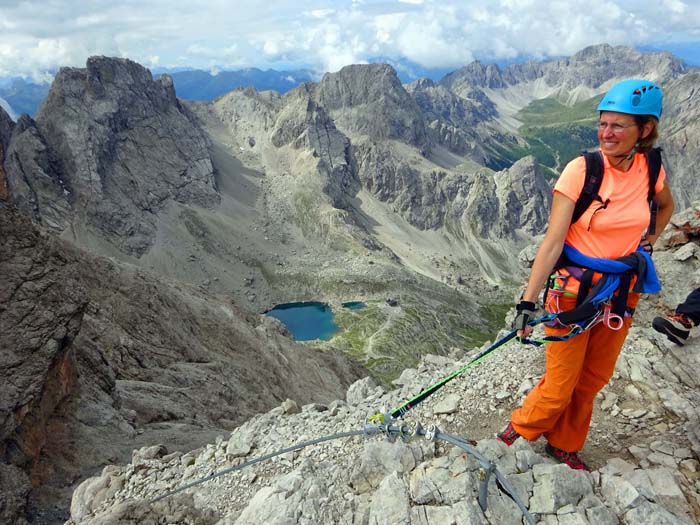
[1,47,697,118]
[162,67,318,100]
[0,78,50,117]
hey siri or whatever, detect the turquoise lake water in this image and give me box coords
[265,302,340,341]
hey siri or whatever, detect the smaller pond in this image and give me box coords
[264,301,340,341]
[342,301,367,310]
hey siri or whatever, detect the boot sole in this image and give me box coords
[652,317,688,346]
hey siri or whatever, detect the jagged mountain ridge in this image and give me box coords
[5,57,220,256]
[441,44,687,107]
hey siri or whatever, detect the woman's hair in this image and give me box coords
[634,115,659,153]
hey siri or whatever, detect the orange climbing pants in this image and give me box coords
[511,291,639,452]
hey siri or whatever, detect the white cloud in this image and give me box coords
[662,0,687,14]
[0,0,698,80]
[308,9,335,19]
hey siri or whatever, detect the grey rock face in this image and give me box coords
[4,114,73,230]
[406,77,504,162]
[271,85,360,208]
[492,156,552,237]
[0,463,31,525]
[211,86,282,152]
[316,64,430,153]
[407,78,495,127]
[355,145,550,240]
[0,204,88,523]
[0,106,14,201]
[441,60,512,90]
[5,56,220,256]
[0,106,12,152]
[658,71,700,209]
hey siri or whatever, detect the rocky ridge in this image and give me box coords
[0,105,13,200]
[4,57,220,256]
[656,71,700,209]
[442,44,687,102]
[65,205,700,524]
[202,62,554,284]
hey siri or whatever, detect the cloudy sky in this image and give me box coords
[1,0,699,81]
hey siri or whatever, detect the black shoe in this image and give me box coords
[652,314,693,346]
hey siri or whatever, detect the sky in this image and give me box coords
[1,0,699,82]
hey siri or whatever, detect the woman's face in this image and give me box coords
[597,111,650,158]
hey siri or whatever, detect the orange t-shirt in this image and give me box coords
[554,151,666,259]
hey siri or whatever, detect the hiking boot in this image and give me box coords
[496,422,520,446]
[545,443,591,472]
[652,313,693,346]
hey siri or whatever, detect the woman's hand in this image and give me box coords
[514,300,536,339]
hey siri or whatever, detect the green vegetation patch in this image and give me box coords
[463,302,511,348]
[510,95,602,172]
[516,96,599,127]
[331,303,386,358]
[319,292,512,387]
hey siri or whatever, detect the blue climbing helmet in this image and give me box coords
[597,79,663,119]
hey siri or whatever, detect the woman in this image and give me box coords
[497,79,675,471]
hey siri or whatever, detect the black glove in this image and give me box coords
[513,300,536,331]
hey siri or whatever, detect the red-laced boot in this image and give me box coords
[545,443,592,472]
[496,421,521,446]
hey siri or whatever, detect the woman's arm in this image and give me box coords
[644,183,674,246]
[518,192,575,337]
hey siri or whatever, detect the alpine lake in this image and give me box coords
[264,301,367,341]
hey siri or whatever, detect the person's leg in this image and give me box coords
[510,326,590,441]
[676,287,700,325]
[653,287,700,345]
[544,316,632,452]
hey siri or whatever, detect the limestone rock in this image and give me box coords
[5,56,220,256]
[316,64,430,152]
[346,376,381,405]
[529,463,593,514]
[0,463,31,525]
[0,105,14,201]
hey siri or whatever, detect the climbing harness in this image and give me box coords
[150,421,536,525]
